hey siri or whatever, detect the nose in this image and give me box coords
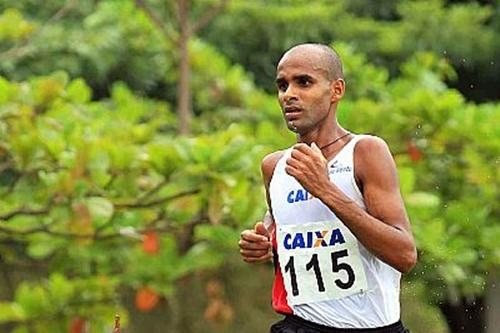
[281,85,298,104]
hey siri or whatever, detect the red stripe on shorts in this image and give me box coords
[272,227,293,314]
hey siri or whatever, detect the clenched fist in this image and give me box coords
[239,221,273,263]
[285,142,330,199]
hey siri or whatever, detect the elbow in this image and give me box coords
[397,246,418,274]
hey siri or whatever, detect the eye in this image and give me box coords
[276,80,288,92]
[297,76,311,87]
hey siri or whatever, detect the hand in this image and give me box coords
[239,222,272,263]
[285,142,331,198]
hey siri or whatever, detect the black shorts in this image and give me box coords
[270,315,410,333]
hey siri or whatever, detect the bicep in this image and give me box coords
[356,138,411,232]
[261,151,283,217]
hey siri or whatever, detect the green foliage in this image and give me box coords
[336,46,500,303]
[0,8,34,43]
[202,0,344,91]
[0,1,499,331]
[0,74,266,331]
[202,0,500,100]
[0,273,121,332]
[0,1,174,95]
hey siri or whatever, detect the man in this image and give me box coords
[239,43,417,333]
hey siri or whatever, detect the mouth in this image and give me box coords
[284,106,302,120]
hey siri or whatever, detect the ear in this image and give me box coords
[330,79,345,103]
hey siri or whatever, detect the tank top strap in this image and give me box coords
[327,134,367,168]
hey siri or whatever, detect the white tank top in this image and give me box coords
[269,134,401,328]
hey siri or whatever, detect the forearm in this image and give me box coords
[318,185,416,273]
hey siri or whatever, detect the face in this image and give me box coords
[275,50,342,134]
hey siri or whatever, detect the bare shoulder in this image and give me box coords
[261,151,284,184]
[354,135,397,185]
[355,135,392,158]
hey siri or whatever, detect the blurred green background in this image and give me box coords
[0,0,498,332]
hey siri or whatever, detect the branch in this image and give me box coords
[0,256,15,299]
[0,224,49,235]
[113,188,199,209]
[134,0,179,44]
[0,159,15,173]
[136,179,168,202]
[0,210,175,240]
[0,0,78,62]
[0,204,51,222]
[177,211,208,254]
[93,207,164,237]
[0,191,199,239]
[191,0,229,35]
[21,297,117,325]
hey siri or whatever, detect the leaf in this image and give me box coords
[86,197,114,227]
[405,192,440,208]
[0,303,25,322]
[398,167,415,195]
[440,263,466,284]
[147,142,184,178]
[0,76,11,104]
[66,79,91,104]
[142,232,160,255]
[135,287,160,312]
[48,274,74,307]
[183,242,224,271]
[0,9,34,42]
[27,240,59,259]
[33,76,66,106]
[27,231,67,259]
[406,141,422,162]
[194,224,239,250]
[69,317,86,333]
[15,284,48,317]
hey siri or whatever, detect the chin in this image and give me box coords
[287,120,311,134]
[286,121,299,133]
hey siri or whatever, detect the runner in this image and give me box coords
[239,43,416,333]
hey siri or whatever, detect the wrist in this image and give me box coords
[314,181,337,203]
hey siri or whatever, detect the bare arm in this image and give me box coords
[238,151,283,263]
[285,138,417,273]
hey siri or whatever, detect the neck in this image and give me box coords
[297,119,345,148]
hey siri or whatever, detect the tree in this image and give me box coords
[135,0,229,135]
[0,1,498,332]
[335,43,499,333]
[0,73,266,332]
[202,0,500,101]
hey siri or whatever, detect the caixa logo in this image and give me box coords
[283,228,346,250]
[287,189,314,203]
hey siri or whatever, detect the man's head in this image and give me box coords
[275,43,345,134]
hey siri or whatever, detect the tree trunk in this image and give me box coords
[438,297,486,333]
[177,0,191,136]
[486,279,500,333]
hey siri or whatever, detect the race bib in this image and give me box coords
[277,220,368,306]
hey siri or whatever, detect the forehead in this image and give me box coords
[276,49,327,78]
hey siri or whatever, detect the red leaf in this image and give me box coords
[69,317,85,333]
[407,141,422,162]
[135,287,160,312]
[142,231,160,255]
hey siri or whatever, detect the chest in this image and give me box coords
[269,158,360,226]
